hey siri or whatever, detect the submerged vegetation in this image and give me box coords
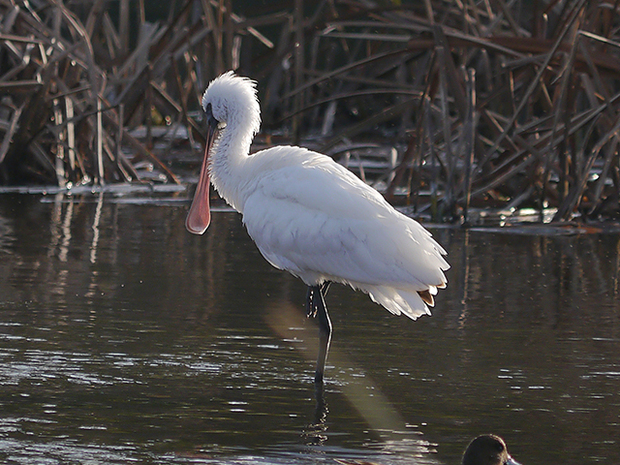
[1,0,619,223]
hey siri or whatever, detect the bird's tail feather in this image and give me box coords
[365,285,432,320]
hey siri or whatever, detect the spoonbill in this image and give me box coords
[186,71,449,385]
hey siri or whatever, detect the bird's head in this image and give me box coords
[185,72,261,236]
[462,435,520,465]
[201,71,261,137]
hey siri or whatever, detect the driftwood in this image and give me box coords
[1,0,620,223]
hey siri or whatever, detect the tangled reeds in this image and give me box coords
[260,0,620,223]
[1,0,620,223]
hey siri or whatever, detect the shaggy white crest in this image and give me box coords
[201,71,261,137]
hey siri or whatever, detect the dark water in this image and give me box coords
[0,192,619,465]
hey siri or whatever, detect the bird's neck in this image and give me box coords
[210,121,252,212]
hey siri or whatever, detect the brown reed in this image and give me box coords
[1,0,619,223]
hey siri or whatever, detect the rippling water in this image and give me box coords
[0,192,619,465]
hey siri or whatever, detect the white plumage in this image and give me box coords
[186,72,449,383]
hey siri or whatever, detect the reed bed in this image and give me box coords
[1,0,620,223]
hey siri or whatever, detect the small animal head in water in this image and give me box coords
[462,435,520,465]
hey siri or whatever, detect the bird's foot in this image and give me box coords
[306,286,319,318]
[306,282,331,318]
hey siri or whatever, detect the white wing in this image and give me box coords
[240,147,448,300]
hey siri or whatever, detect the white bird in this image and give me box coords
[186,71,449,385]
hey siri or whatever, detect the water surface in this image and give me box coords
[0,192,619,465]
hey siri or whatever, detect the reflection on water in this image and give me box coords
[0,192,619,465]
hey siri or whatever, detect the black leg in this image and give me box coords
[306,283,332,385]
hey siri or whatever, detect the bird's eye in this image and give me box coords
[205,103,219,128]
